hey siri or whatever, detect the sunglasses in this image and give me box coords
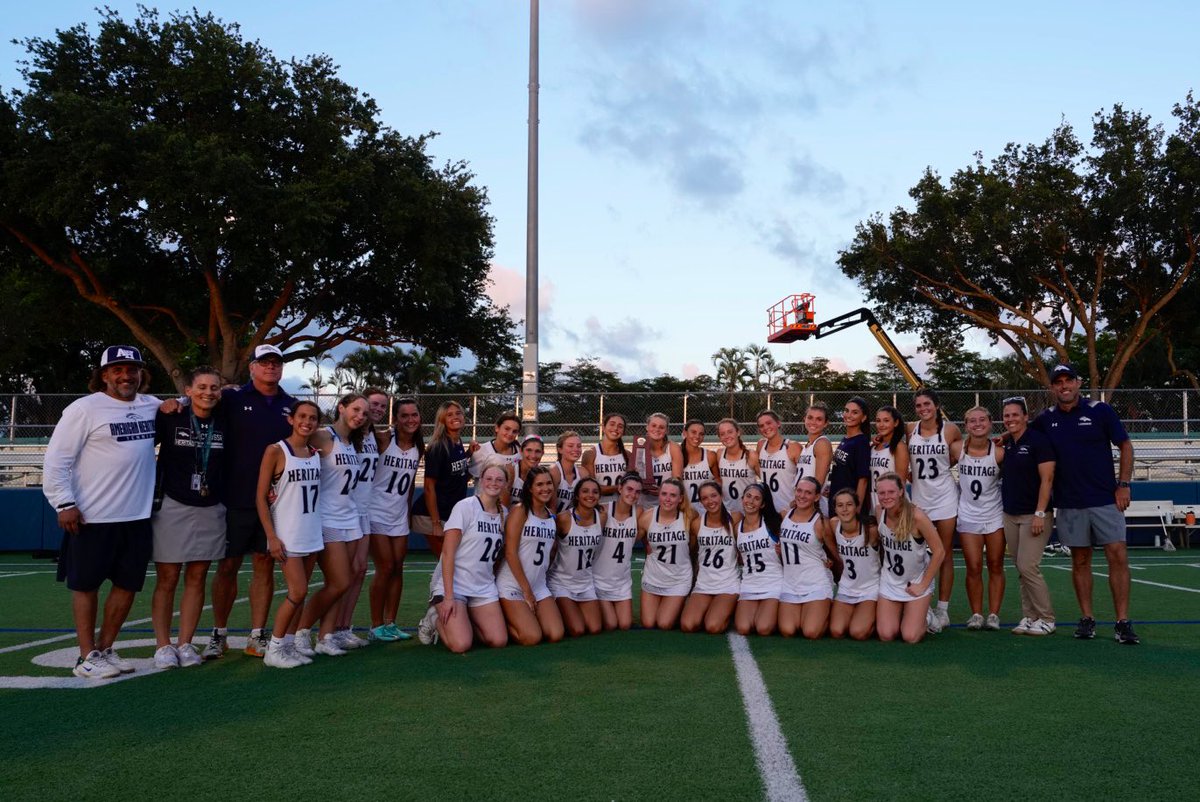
[1002,396,1027,412]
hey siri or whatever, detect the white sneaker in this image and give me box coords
[965,613,984,631]
[285,642,312,665]
[293,629,316,657]
[263,641,303,669]
[334,629,368,650]
[925,608,943,634]
[1026,619,1056,636]
[985,613,1001,631]
[74,650,121,679]
[1012,617,1033,635]
[154,644,180,669]
[102,647,136,674]
[200,630,227,660]
[934,607,950,631]
[417,605,440,646]
[176,643,202,668]
[315,635,347,657]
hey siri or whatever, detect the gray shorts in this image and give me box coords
[1056,505,1126,548]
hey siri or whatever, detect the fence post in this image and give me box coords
[8,395,15,442]
[599,394,604,432]
[767,392,772,411]
[974,392,980,408]
[892,392,897,407]
[471,395,478,442]
[1185,390,1190,440]
[683,393,689,424]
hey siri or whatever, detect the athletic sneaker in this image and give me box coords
[385,623,412,641]
[285,642,312,665]
[1012,617,1033,635]
[153,644,180,669]
[965,613,984,631]
[1114,619,1141,645]
[985,614,1001,631]
[933,607,951,631]
[177,643,202,668]
[1074,616,1097,639]
[263,641,303,669]
[74,650,121,680]
[925,608,943,635]
[417,605,440,645]
[335,629,368,650]
[244,631,270,658]
[102,647,135,674]
[315,635,348,657]
[293,629,315,657]
[1026,619,1056,636]
[201,629,227,660]
[369,624,399,643]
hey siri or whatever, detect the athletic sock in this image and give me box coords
[937,601,949,612]
[270,636,284,647]
[283,634,295,646]
[215,627,228,636]
[250,627,263,638]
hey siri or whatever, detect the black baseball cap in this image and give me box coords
[99,345,145,368]
[1050,363,1079,380]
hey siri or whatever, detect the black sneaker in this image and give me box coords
[1073,616,1096,639]
[1114,619,1141,645]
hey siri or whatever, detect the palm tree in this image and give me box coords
[336,347,393,391]
[759,354,787,390]
[744,344,771,391]
[299,350,334,400]
[711,347,751,416]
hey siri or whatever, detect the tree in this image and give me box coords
[838,95,1200,389]
[711,347,751,415]
[743,344,771,391]
[0,8,515,391]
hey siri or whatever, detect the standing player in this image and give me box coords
[469,412,522,482]
[593,473,642,631]
[256,400,324,669]
[716,418,758,515]
[150,366,227,670]
[205,344,296,660]
[734,483,784,636]
[548,477,605,636]
[679,420,721,514]
[367,396,423,641]
[907,388,961,632]
[828,489,881,641]
[497,466,564,645]
[420,463,509,653]
[874,473,945,644]
[582,412,630,495]
[681,481,741,634]
[870,406,910,516]
[796,404,833,507]
[755,410,801,514]
[43,345,160,679]
[827,397,872,516]
[638,478,697,629]
[422,400,473,558]
[509,434,545,506]
[639,413,684,508]
[549,431,588,513]
[953,406,1005,631]
[778,476,843,639]
[1032,364,1137,644]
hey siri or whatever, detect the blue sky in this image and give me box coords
[4,1,1197,383]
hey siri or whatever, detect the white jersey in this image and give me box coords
[719,448,755,515]
[430,496,505,600]
[369,436,420,532]
[593,501,638,600]
[510,462,540,507]
[737,521,783,599]
[680,452,716,514]
[797,435,829,485]
[758,440,798,513]
[833,520,880,602]
[42,392,161,523]
[495,508,557,600]
[908,421,958,520]
[547,511,602,599]
[956,443,1003,533]
[555,461,582,513]
[642,509,693,595]
[269,440,323,555]
[869,444,897,515]
[692,519,740,596]
[470,439,521,478]
[779,510,833,602]
[640,447,674,508]
[319,427,361,529]
[591,447,629,490]
[352,434,379,522]
[878,510,932,602]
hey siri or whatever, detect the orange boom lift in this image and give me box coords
[766,294,924,389]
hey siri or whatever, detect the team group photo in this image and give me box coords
[2,3,1198,801]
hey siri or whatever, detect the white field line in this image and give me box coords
[1045,564,1200,595]
[727,633,807,802]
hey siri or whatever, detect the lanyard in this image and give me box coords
[191,411,216,482]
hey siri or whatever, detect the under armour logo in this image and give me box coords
[244,406,254,411]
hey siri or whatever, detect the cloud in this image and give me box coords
[486,262,556,321]
[759,217,820,267]
[560,315,663,378]
[785,153,847,199]
[680,362,700,379]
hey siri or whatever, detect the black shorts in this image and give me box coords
[56,519,153,593]
[225,506,268,558]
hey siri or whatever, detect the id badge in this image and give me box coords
[191,473,203,492]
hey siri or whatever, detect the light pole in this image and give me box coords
[521,0,540,432]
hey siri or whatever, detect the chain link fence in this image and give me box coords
[4,387,1200,485]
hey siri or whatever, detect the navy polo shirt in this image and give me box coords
[424,438,470,522]
[828,433,871,496]
[1031,398,1128,509]
[221,383,296,510]
[999,428,1055,515]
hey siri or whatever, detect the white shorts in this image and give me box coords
[284,548,319,560]
[738,586,781,602]
[958,517,1004,536]
[358,514,372,538]
[497,577,552,603]
[550,583,598,603]
[877,580,932,603]
[691,581,740,597]
[370,520,410,538]
[835,586,879,605]
[641,581,692,598]
[322,525,364,544]
[451,593,500,608]
[594,581,633,602]
[780,587,833,605]
[922,501,958,522]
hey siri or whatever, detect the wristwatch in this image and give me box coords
[1117,481,1132,489]
[1033,511,1046,519]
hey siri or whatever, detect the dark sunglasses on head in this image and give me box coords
[1002,396,1027,412]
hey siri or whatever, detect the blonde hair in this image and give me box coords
[556,430,582,453]
[876,472,917,541]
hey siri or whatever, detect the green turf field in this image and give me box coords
[1,552,1198,801]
